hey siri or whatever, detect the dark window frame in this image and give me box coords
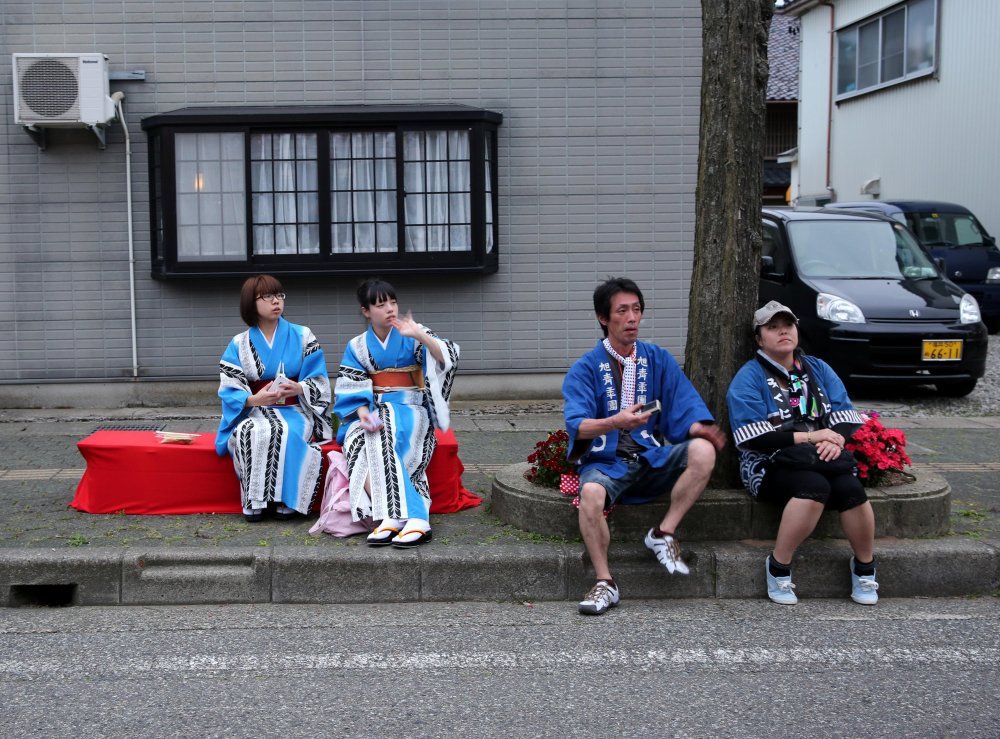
[141,105,502,279]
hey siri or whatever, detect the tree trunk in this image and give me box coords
[686,0,773,486]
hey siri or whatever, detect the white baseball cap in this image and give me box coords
[753,300,798,328]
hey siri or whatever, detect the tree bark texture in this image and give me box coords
[686,0,773,486]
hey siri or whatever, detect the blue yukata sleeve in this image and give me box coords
[563,355,609,464]
[216,337,251,456]
[654,347,714,444]
[726,362,774,447]
[295,325,333,442]
[333,338,374,445]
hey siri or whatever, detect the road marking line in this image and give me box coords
[0,469,84,481]
[464,463,506,474]
[0,647,996,675]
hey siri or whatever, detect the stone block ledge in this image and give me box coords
[491,462,951,541]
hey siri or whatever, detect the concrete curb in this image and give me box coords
[2,538,996,606]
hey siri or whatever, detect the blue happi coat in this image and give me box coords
[726,352,864,496]
[217,318,333,513]
[334,325,458,523]
[563,340,714,479]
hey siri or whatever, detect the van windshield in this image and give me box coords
[787,220,939,279]
[903,212,989,248]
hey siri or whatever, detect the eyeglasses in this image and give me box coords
[256,293,286,302]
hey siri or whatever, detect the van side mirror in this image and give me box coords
[761,255,780,277]
[934,257,946,271]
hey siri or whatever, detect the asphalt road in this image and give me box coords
[1,598,997,737]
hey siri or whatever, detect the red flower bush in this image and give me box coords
[526,429,575,489]
[846,412,912,487]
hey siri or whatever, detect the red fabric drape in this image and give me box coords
[71,429,480,515]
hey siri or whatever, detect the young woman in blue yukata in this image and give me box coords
[217,274,333,522]
[333,278,459,548]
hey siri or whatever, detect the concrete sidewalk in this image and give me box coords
[0,401,998,606]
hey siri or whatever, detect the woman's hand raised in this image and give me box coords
[389,311,424,339]
[390,311,446,366]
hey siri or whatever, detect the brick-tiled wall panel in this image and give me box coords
[1,1,702,381]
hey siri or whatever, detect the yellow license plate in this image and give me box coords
[922,340,963,361]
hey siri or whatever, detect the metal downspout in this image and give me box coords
[820,1,837,201]
[112,92,139,378]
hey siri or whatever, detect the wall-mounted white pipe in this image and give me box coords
[111,91,138,378]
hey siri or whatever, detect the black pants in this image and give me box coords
[759,466,868,512]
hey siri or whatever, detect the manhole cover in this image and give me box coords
[92,423,165,432]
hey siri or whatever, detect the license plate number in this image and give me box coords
[922,340,963,361]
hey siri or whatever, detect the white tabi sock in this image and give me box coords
[396,518,430,542]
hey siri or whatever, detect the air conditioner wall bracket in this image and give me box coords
[22,123,108,149]
[22,125,47,150]
[88,123,107,149]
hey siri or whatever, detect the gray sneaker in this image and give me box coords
[578,581,620,615]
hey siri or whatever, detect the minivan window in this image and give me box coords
[762,221,789,274]
[904,212,986,247]
[787,220,938,279]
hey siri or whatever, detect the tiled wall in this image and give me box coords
[0,1,702,381]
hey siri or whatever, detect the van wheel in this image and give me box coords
[935,380,977,398]
[985,317,1000,334]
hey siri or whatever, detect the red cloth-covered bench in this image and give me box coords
[71,429,480,515]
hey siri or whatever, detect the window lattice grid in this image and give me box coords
[251,133,320,256]
[330,131,397,254]
[175,132,247,262]
[402,130,472,253]
[484,130,495,253]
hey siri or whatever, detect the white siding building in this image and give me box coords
[784,0,1000,235]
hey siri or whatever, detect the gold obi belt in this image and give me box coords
[370,365,424,393]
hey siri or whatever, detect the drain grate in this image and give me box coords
[92,423,165,432]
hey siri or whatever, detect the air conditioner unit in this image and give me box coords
[12,53,117,127]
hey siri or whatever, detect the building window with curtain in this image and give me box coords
[251,133,320,256]
[330,131,398,254]
[175,132,247,262]
[836,0,937,100]
[141,105,502,279]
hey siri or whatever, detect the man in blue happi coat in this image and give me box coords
[563,277,726,615]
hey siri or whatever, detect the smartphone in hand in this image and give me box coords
[638,399,661,414]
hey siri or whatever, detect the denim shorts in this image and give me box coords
[578,441,691,508]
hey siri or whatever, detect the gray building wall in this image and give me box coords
[1,1,702,387]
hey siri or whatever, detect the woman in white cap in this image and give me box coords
[726,301,879,605]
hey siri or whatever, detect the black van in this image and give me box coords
[761,207,988,397]
[827,200,1000,332]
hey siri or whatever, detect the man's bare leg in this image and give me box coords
[578,482,612,580]
[658,438,716,533]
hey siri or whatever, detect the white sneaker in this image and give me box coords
[644,529,690,575]
[578,581,620,615]
[850,557,879,605]
[765,555,798,605]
